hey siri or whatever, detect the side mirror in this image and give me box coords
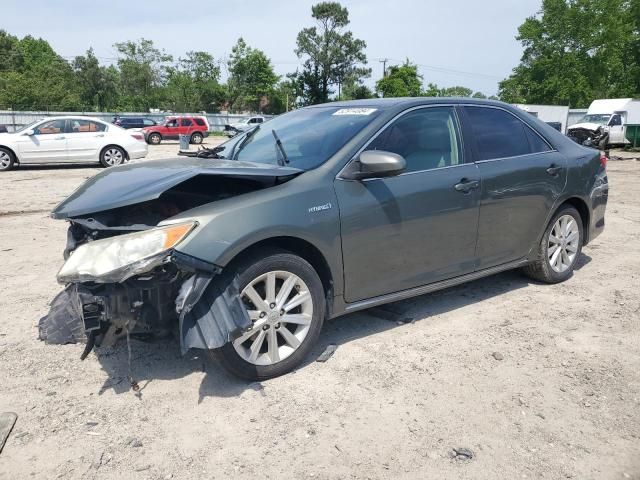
[24,129,35,136]
[342,150,406,180]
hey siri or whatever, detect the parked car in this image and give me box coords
[141,116,209,145]
[113,117,158,129]
[40,98,608,381]
[0,116,148,171]
[567,98,640,147]
[224,116,265,137]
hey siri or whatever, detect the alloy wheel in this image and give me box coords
[0,151,11,169]
[548,214,580,273]
[103,148,123,166]
[233,270,313,366]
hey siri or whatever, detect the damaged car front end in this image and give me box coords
[39,157,304,361]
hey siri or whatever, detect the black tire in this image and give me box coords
[0,147,15,171]
[213,250,326,380]
[147,132,162,145]
[99,145,126,168]
[38,286,86,344]
[522,205,583,284]
[190,132,203,144]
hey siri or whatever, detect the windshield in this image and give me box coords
[15,120,42,134]
[580,114,611,125]
[229,106,381,170]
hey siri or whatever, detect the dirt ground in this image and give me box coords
[0,145,638,480]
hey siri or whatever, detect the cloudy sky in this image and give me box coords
[2,0,542,96]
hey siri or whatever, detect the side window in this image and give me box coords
[248,118,257,124]
[166,119,178,127]
[464,107,531,160]
[181,118,193,127]
[143,119,155,126]
[194,118,205,126]
[525,127,552,153]
[34,119,66,135]
[366,107,462,173]
[609,114,622,126]
[256,118,264,123]
[69,120,106,133]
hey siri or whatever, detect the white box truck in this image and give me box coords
[567,98,640,147]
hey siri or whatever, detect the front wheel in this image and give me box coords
[522,205,583,283]
[0,147,15,171]
[214,251,326,380]
[147,133,162,145]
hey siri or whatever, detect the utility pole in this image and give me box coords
[379,58,389,77]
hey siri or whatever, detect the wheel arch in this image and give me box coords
[223,236,334,301]
[0,144,19,162]
[558,196,591,244]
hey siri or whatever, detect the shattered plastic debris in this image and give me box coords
[316,344,337,363]
[0,412,17,454]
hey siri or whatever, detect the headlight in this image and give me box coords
[57,222,196,283]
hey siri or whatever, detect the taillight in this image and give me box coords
[131,134,144,141]
[600,151,608,169]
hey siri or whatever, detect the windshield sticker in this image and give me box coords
[332,108,377,116]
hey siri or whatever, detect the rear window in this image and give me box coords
[194,118,206,126]
[181,119,193,127]
[464,107,550,160]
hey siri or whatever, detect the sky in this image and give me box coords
[1,0,543,96]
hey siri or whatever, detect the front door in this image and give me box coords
[16,119,68,163]
[460,106,568,268]
[335,106,481,303]
[608,113,625,144]
[65,119,108,162]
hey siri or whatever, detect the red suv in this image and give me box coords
[141,116,209,145]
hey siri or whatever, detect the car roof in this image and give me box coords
[38,115,108,123]
[308,97,508,111]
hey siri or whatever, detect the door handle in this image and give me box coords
[95,134,105,137]
[54,136,66,140]
[454,179,479,193]
[546,164,563,176]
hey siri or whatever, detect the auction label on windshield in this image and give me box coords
[333,108,377,116]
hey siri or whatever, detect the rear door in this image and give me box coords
[460,106,567,268]
[335,105,481,302]
[16,119,68,163]
[65,119,108,162]
[608,113,625,144]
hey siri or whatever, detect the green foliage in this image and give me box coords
[227,38,279,113]
[72,49,119,111]
[376,61,423,97]
[499,0,640,107]
[294,2,370,104]
[165,51,225,112]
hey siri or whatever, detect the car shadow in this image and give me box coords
[14,163,100,171]
[93,254,592,400]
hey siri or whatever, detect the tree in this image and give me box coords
[227,38,279,113]
[294,2,370,104]
[165,51,225,112]
[73,49,119,110]
[0,31,80,109]
[375,61,423,97]
[341,74,374,100]
[114,39,173,110]
[499,0,640,107]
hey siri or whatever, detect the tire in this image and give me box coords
[147,133,162,145]
[0,147,15,171]
[38,286,86,344]
[213,250,326,380]
[100,146,126,168]
[190,132,203,144]
[522,205,583,284]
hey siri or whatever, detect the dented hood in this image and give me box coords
[51,157,303,219]
[567,122,604,132]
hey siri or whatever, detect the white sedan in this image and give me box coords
[0,116,148,171]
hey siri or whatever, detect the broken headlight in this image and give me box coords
[57,222,196,283]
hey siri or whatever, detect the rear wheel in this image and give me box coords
[522,205,583,283]
[100,146,125,168]
[214,251,325,380]
[148,133,162,145]
[0,148,15,171]
[190,132,203,144]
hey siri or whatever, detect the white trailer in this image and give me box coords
[513,104,570,134]
[567,98,640,146]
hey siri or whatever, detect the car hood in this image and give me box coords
[51,157,303,219]
[568,122,604,132]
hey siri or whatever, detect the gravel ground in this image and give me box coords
[0,147,638,480]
